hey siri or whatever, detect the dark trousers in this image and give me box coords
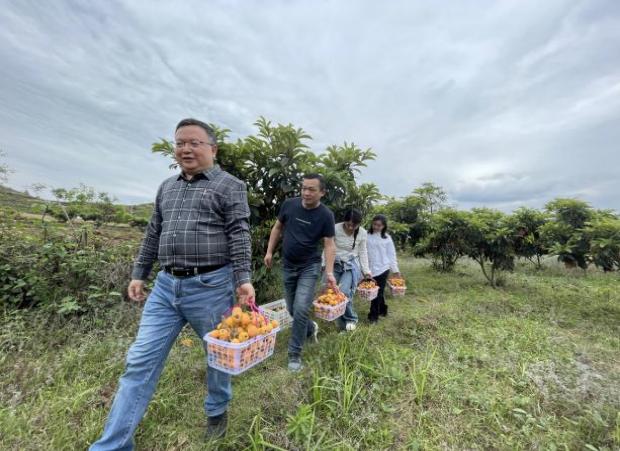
[368,270,389,321]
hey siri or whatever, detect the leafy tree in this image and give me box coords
[377,195,427,249]
[465,209,515,287]
[339,182,382,221]
[415,209,471,272]
[542,198,593,269]
[585,213,620,272]
[507,207,548,269]
[50,184,119,227]
[413,182,448,216]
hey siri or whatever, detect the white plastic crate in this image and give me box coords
[260,299,293,329]
[313,298,347,321]
[357,285,379,301]
[204,327,280,375]
[388,279,407,296]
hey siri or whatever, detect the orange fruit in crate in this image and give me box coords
[359,280,377,289]
[247,324,259,338]
[238,331,249,342]
[270,319,279,328]
[218,329,231,341]
[240,312,251,327]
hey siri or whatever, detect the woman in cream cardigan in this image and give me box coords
[323,208,372,331]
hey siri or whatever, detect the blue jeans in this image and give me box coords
[282,262,321,358]
[90,266,235,451]
[333,264,359,330]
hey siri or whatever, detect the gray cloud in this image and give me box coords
[0,0,619,212]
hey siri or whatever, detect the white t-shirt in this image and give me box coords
[323,223,371,275]
[367,232,399,277]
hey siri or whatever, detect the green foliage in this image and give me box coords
[128,216,149,229]
[545,198,593,229]
[0,210,135,314]
[373,183,449,252]
[465,208,515,287]
[375,194,427,249]
[0,185,47,212]
[387,220,411,251]
[412,182,448,216]
[319,142,378,219]
[507,207,549,268]
[414,208,471,272]
[50,184,121,227]
[585,214,620,272]
[542,198,594,269]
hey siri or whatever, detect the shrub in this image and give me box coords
[414,209,471,272]
[465,209,515,287]
[586,215,620,272]
[0,210,136,314]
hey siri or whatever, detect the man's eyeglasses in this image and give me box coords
[174,140,214,150]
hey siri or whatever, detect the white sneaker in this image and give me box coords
[311,321,319,343]
[345,322,357,331]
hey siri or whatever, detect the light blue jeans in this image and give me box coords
[89,266,235,451]
[282,262,321,359]
[333,263,359,330]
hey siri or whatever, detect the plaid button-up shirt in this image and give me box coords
[131,165,252,287]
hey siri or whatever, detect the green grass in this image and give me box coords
[1,258,619,450]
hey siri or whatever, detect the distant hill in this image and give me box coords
[0,185,46,212]
[0,185,153,218]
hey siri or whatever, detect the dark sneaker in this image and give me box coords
[205,411,227,440]
[288,356,303,372]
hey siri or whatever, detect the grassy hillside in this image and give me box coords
[0,185,46,211]
[0,184,153,219]
[1,257,618,450]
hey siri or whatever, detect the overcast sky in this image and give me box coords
[1,0,619,211]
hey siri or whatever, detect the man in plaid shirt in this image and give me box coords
[90,118,253,449]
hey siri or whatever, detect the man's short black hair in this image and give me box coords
[303,173,326,191]
[175,118,216,144]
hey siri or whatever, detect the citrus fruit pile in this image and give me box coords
[315,288,347,306]
[358,280,377,289]
[388,277,406,287]
[208,306,279,343]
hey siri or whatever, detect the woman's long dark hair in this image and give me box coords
[368,214,388,239]
[343,208,363,249]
